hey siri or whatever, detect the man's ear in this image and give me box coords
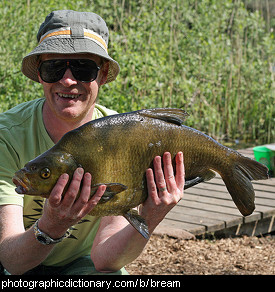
[99,62,109,85]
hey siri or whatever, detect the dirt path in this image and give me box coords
[126,234,275,275]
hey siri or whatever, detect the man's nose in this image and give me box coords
[59,68,78,87]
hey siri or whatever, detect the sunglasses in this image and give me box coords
[38,59,101,83]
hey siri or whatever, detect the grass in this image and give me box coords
[0,0,274,144]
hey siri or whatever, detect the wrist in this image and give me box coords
[34,219,71,245]
[140,211,165,234]
[37,217,70,240]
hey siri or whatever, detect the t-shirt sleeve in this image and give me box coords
[0,136,24,206]
[93,104,118,119]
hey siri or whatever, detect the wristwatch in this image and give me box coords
[33,219,71,245]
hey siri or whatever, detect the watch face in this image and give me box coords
[37,235,48,244]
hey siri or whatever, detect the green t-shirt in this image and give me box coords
[0,98,117,266]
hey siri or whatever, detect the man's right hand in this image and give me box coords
[38,168,106,239]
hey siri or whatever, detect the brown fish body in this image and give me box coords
[60,112,213,213]
[13,109,269,238]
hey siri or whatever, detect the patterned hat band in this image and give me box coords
[39,27,108,52]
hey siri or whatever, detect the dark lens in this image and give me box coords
[38,59,100,83]
[39,60,67,83]
[70,59,100,82]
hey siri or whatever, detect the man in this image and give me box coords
[0,10,185,275]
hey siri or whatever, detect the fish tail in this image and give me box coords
[221,155,269,216]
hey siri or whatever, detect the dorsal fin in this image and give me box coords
[138,108,189,126]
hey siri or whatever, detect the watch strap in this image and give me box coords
[33,219,71,245]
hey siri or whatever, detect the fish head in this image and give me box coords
[13,150,78,197]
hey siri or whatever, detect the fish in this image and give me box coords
[13,108,269,239]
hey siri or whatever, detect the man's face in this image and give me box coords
[38,53,108,123]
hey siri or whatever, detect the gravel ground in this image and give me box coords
[126,234,275,275]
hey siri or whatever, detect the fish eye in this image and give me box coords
[40,168,51,179]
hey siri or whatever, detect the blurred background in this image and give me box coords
[0,0,274,146]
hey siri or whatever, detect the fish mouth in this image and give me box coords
[12,175,31,194]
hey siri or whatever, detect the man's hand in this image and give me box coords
[90,152,184,272]
[38,168,106,239]
[141,151,185,232]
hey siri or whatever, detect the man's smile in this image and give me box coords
[57,93,82,99]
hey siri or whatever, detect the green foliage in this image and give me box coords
[0,0,274,144]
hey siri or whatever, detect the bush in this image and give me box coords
[0,0,274,144]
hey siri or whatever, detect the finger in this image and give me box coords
[175,152,185,192]
[146,168,159,203]
[61,168,84,208]
[163,152,176,193]
[72,172,92,211]
[153,156,167,195]
[82,184,107,215]
[48,173,69,207]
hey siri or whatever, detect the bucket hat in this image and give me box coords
[22,10,120,83]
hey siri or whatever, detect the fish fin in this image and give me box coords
[90,183,127,202]
[184,177,204,189]
[139,108,189,126]
[184,170,216,190]
[124,209,150,240]
[222,156,269,216]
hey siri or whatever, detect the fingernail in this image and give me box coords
[77,168,84,175]
[84,172,92,181]
[61,173,69,179]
